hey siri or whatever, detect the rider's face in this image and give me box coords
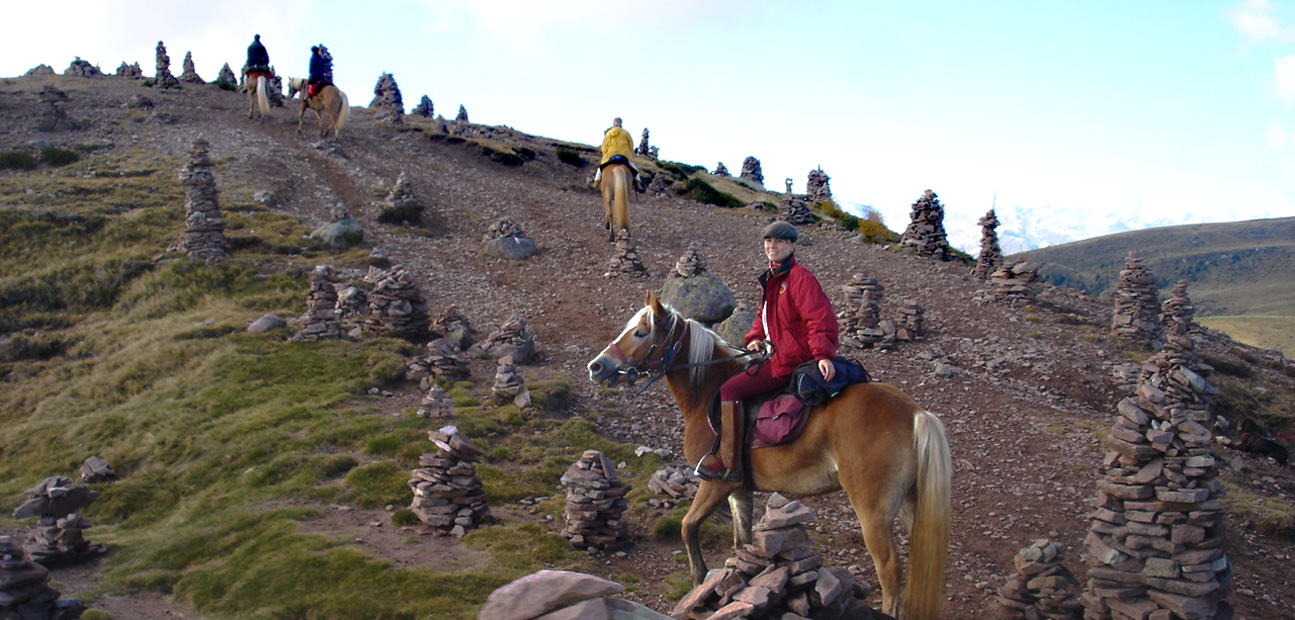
[764,237,794,263]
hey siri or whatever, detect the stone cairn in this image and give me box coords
[0,536,86,620]
[645,173,673,196]
[412,95,434,118]
[806,168,832,204]
[1110,253,1162,344]
[990,259,1039,305]
[637,128,652,157]
[405,345,470,386]
[116,62,143,79]
[560,450,631,551]
[12,477,97,521]
[900,189,952,260]
[972,209,1004,281]
[63,57,101,78]
[896,299,925,342]
[378,173,423,224]
[740,156,765,187]
[780,194,816,225]
[456,104,469,122]
[1079,337,1230,620]
[153,41,180,89]
[369,72,404,124]
[177,138,230,261]
[79,456,116,483]
[418,384,454,418]
[25,514,106,568]
[492,354,531,408]
[408,426,494,537]
[336,284,369,330]
[215,63,237,89]
[363,267,430,338]
[672,493,876,620]
[840,274,885,348]
[293,265,345,342]
[994,539,1082,620]
[24,64,55,77]
[1160,281,1195,336]
[471,313,536,363]
[673,243,708,278]
[431,306,474,352]
[607,230,648,278]
[484,217,525,241]
[714,162,731,177]
[179,51,204,83]
[646,464,699,509]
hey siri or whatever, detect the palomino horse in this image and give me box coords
[587,292,951,620]
[287,77,350,139]
[245,72,271,120]
[600,162,631,241]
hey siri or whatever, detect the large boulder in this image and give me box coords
[659,272,735,324]
[713,302,756,348]
[480,236,537,260]
[309,214,364,250]
[479,570,624,620]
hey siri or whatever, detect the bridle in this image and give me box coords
[603,310,759,395]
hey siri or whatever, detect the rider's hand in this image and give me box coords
[818,358,835,381]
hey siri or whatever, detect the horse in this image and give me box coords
[287,77,350,139]
[244,72,271,120]
[600,162,631,241]
[587,292,951,620]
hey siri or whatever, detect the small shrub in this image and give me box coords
[658,161,705,178]
[390,508,420,526]
[817,200,860,231]
[855,210,898,243]
[40,147,80,167]
[555,146,584,167]
[681,178,743,208]
[0,151,35,170]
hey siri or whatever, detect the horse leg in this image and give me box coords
[681,481,740,584]
[296,101,307,134]
[855,505,904,617]
[728,488,754,549]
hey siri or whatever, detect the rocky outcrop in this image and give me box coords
[740,156,764,187]
[362,267,430,339]
[899,189,952,260]
[292,265,344,342]
[179,51,203,83]
[153,41,179,89]
[378,173,423,224]
[0,536,86,620]
[806,168,831,204]
[560,450,631,551]
[411,95,433,118]
[606,230,648,278]
[659,244,735,324]
[1110,253,1162,345]
[972,209,1003,281]
[994,539,1081,620]
[176,138,229,261]
[369,72,404,124]
[407,427,494,537]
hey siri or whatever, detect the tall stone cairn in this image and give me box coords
[63,57,101,78]
[418,384,454,418]
[779,192,816,225]
[215,63,237,89]
[116,62,144,79]
[363,267,430,338]
[740,156,764,187]
[607,230,648,278]
[369,72,405,124]
[637,128,652,157]
[672,243,708,278]
[179,51,203,83]
[1160,281,1195,337]
[714,162,731,177]
[177,138,230,261]
[896,298,925,342]
[990,259,1039,305]
[0,536,86,620]
[412,95,434,118]
[560,450,631,551]
[154,41,180,89]
[1110,253,1162,344]
[408,426,494,537]
[456,104,469,122]
[900,189,952,260]
[492,354,531,408]
[292,265,344,342]
[806,168,832,204]
[671,493,876,620]
[994,539,1082,620]
[25,514,107,567]
[1079,340,1230,620]
[840,274,885,348]
[972,209,1004,280]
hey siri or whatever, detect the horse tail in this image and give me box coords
[335,89,350,134]
[256,76,270,117]
[903,410,951,620]
[611,164,631,234]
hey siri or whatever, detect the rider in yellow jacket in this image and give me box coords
[595,118,642,190]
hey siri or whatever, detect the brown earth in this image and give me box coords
[2,73,1294,620]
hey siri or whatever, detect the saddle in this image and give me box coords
[306,81,331,99]
[601,154,630,169]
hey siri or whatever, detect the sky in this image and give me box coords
[3,0,1294,252]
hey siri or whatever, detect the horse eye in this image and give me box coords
[634,330,647,338]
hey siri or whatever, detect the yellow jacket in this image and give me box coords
[600,126,634,165]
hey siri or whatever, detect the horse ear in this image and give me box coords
[644,290,664,317]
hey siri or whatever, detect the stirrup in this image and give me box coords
[694,456,742,483]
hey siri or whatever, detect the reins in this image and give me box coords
[605,311,759,395]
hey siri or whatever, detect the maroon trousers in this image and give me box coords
[719,362,786,403]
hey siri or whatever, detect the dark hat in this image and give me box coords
[761,221,798,242]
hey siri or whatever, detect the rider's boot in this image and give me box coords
[696,401,743,482]
[592,167,602,189]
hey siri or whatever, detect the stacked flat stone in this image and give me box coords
[672,493,876,620]
[638,128,652,157]
[154,41,179,89]
[1160,281,1195,337]
[116,62,144,79]
[1111,253,1162,344]
[780,194,816,225]
[607,230,648,278]
[335,285,369,331]
[0,536,86,620]
[11,477,98,521]
[484,217,525,241]
[991,259,1039,304]
[293,265,344,342]
[63,57,101,78]
[806,168,832,204]
[24,514,106,567]
[471,313,536,363]
[215,63,237,89]
[408,426,493,537]
[177,138,230,261]
[431,307,473,351]
[972,209,1004,281]
[646,464,698,509]
[179,51,203,83]
[363,267,430,338]
[995,539,1082,620]
[840,274,885,348]
[405,346,470,385]
[895,299,924,342]
[456,104,469,122]
[740,156,765,187]
[418,384,454,418]
[412,95,433,118]
[369,72,404,124]
[1079,365,1230,620]
[900,189,952,260]
[646,172,672,196]
[714,162,731,177]
[673,243,708,278]
[79,456,116,484]
[379,173,423,223]
[560,450,631,551]
[492,355,531,408]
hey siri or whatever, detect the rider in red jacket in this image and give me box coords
[696,221,839,482]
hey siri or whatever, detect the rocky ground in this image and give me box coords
[2,72,1294,620]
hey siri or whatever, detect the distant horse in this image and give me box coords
[600,161,631,241]
[587,292,951,620]
[244,72,271,120]
[287,77,350,139]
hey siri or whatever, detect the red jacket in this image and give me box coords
[744,254,839,378]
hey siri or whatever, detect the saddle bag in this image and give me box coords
[790,357,871,407]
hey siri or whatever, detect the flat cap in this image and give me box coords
[761,221,798,242]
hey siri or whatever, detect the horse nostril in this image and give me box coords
[589,361,602,375]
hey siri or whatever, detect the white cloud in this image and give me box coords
[1277,54,1295,100]
[1269,123,1293,150]
[1228,0,1284,40]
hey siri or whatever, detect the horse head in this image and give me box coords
[287,77,305,98]
[587,291,676,386]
